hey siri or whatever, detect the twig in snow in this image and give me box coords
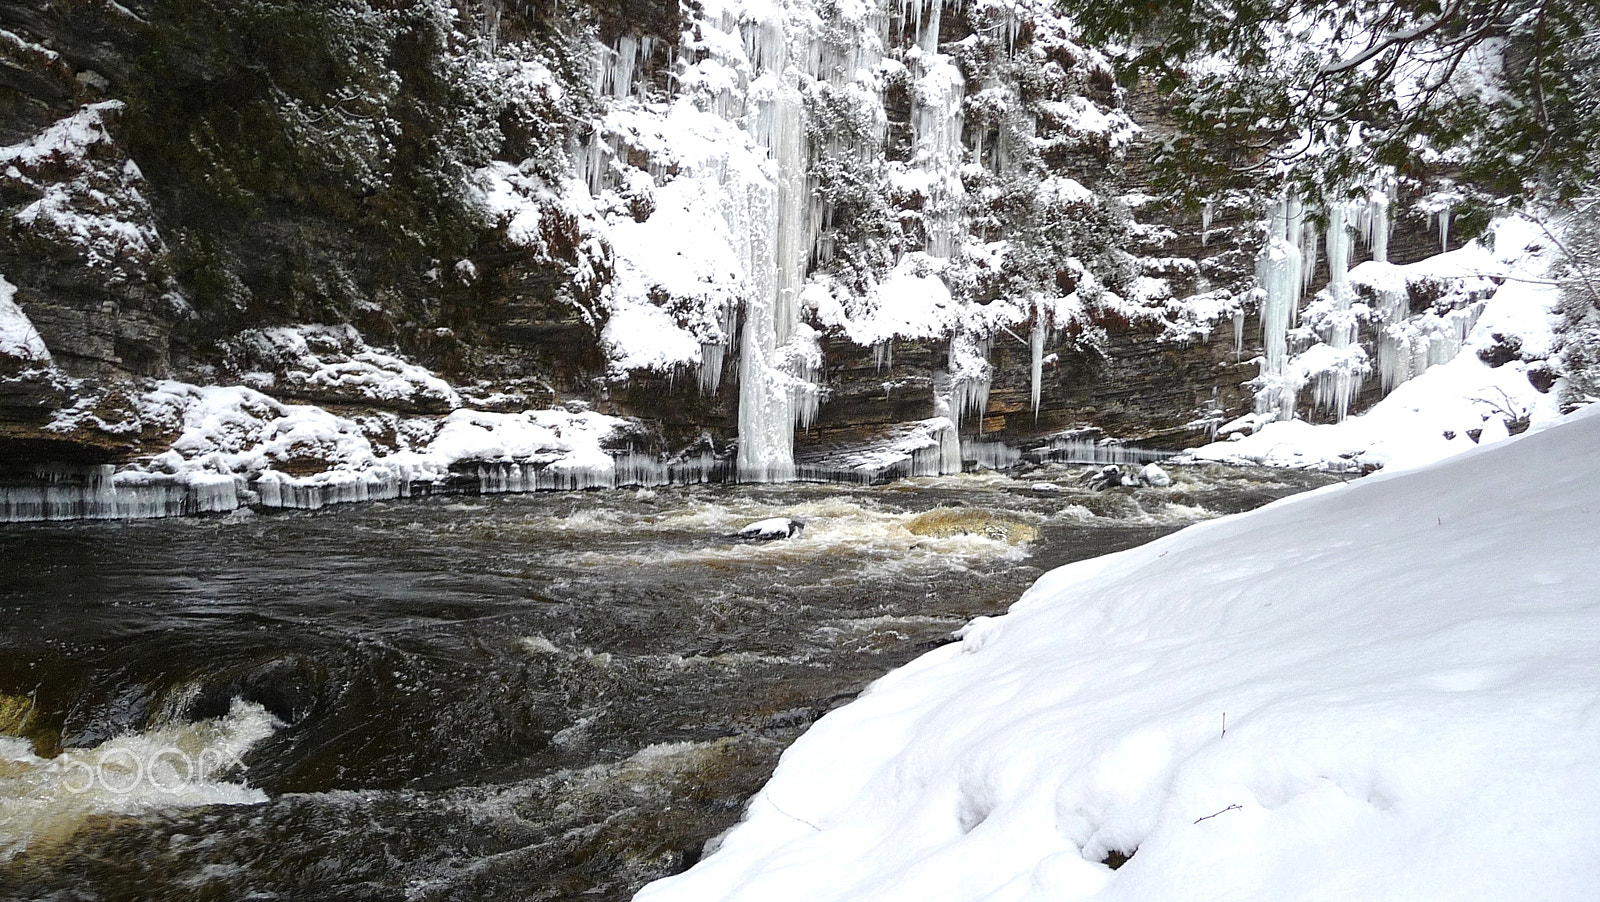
[1194,804,1242,824]
[763,791,822,831]
[1220,712,1226,738]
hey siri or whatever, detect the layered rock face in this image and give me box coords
[0,0,1500,511]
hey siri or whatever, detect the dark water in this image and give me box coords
[0,465,1337,901]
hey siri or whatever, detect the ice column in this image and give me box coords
[1254,194,1304,421]
[1300,219,1319,300]
[732,5,823,482]
[910,54,966,258]
[1310,203,1366,420]
[1364,185,1391,264]
[1030,302,1047,417]
[1375,284,1413,394]
[902,0,945,53]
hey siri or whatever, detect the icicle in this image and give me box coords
[1369,233,1412,395]
[1438,208,1451,254]
[1310,202,1366,422]
[0,466,245,522]
[1254,193,1303,422]
[963,440,1023,470]
[602,35,640,99]
[1035,431,1175,467]
[718,11,823,483]
[921,0,943,53]
[1285,194,1305,278]
[935,417,962,475]
[873,339,894,371]
[1367,186,1390,264]
[699,342,725,395]
[1029,304,1047,417]
[1200,200,1214,247]
[910,53,966,258]
[942,333,992,433]
[1300,217,1319,300]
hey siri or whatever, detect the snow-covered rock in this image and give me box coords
[1084,464,1170,490]
[1138,463,1171,487]
[736,517,806,540]
[225,324,460,412]
[638,403,1600,902]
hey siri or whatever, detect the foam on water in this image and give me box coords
[0,698,278,862]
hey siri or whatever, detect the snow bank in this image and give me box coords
[638,404,1600,902]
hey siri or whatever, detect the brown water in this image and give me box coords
[0,464,1337,901]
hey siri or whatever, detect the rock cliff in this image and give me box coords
[0,0,1523,514]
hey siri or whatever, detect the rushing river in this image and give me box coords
[0,463,1337,901]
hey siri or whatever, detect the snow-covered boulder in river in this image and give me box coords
[638,403,1600,902]
[735,518,806,541]
[1139,463,1172,487]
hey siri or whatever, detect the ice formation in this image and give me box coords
[0,466,238,522]
[941,332,993,436]
[1249,180,1477,425]
[1306,202,1366,420]
[910,51,967,259]
[574,0,1138,479]
[1029,303,1048,416]
[1193,215,1554,472]
[1253,194,1304,421]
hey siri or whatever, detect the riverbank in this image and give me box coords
[637,403,1600,902]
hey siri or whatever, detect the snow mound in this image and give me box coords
[638,404,1600,902]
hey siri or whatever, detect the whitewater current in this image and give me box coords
[0,464,1334,899]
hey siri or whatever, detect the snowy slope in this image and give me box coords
[637,404,1600,902]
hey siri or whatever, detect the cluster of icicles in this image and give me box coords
[581,0,1021,482]
[1245,184,1478,424]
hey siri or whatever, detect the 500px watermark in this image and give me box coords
[60,747,248,794]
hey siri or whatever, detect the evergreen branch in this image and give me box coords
[1319,0,1469,75]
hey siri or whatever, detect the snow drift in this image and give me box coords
[637,404,1600,902]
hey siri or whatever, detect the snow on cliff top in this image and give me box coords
[637,403,1600,902]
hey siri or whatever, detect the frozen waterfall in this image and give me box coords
[1249,178,1473,425]
[1307,203,1366,421]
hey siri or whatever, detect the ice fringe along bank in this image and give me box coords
[0,376,1175,522]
